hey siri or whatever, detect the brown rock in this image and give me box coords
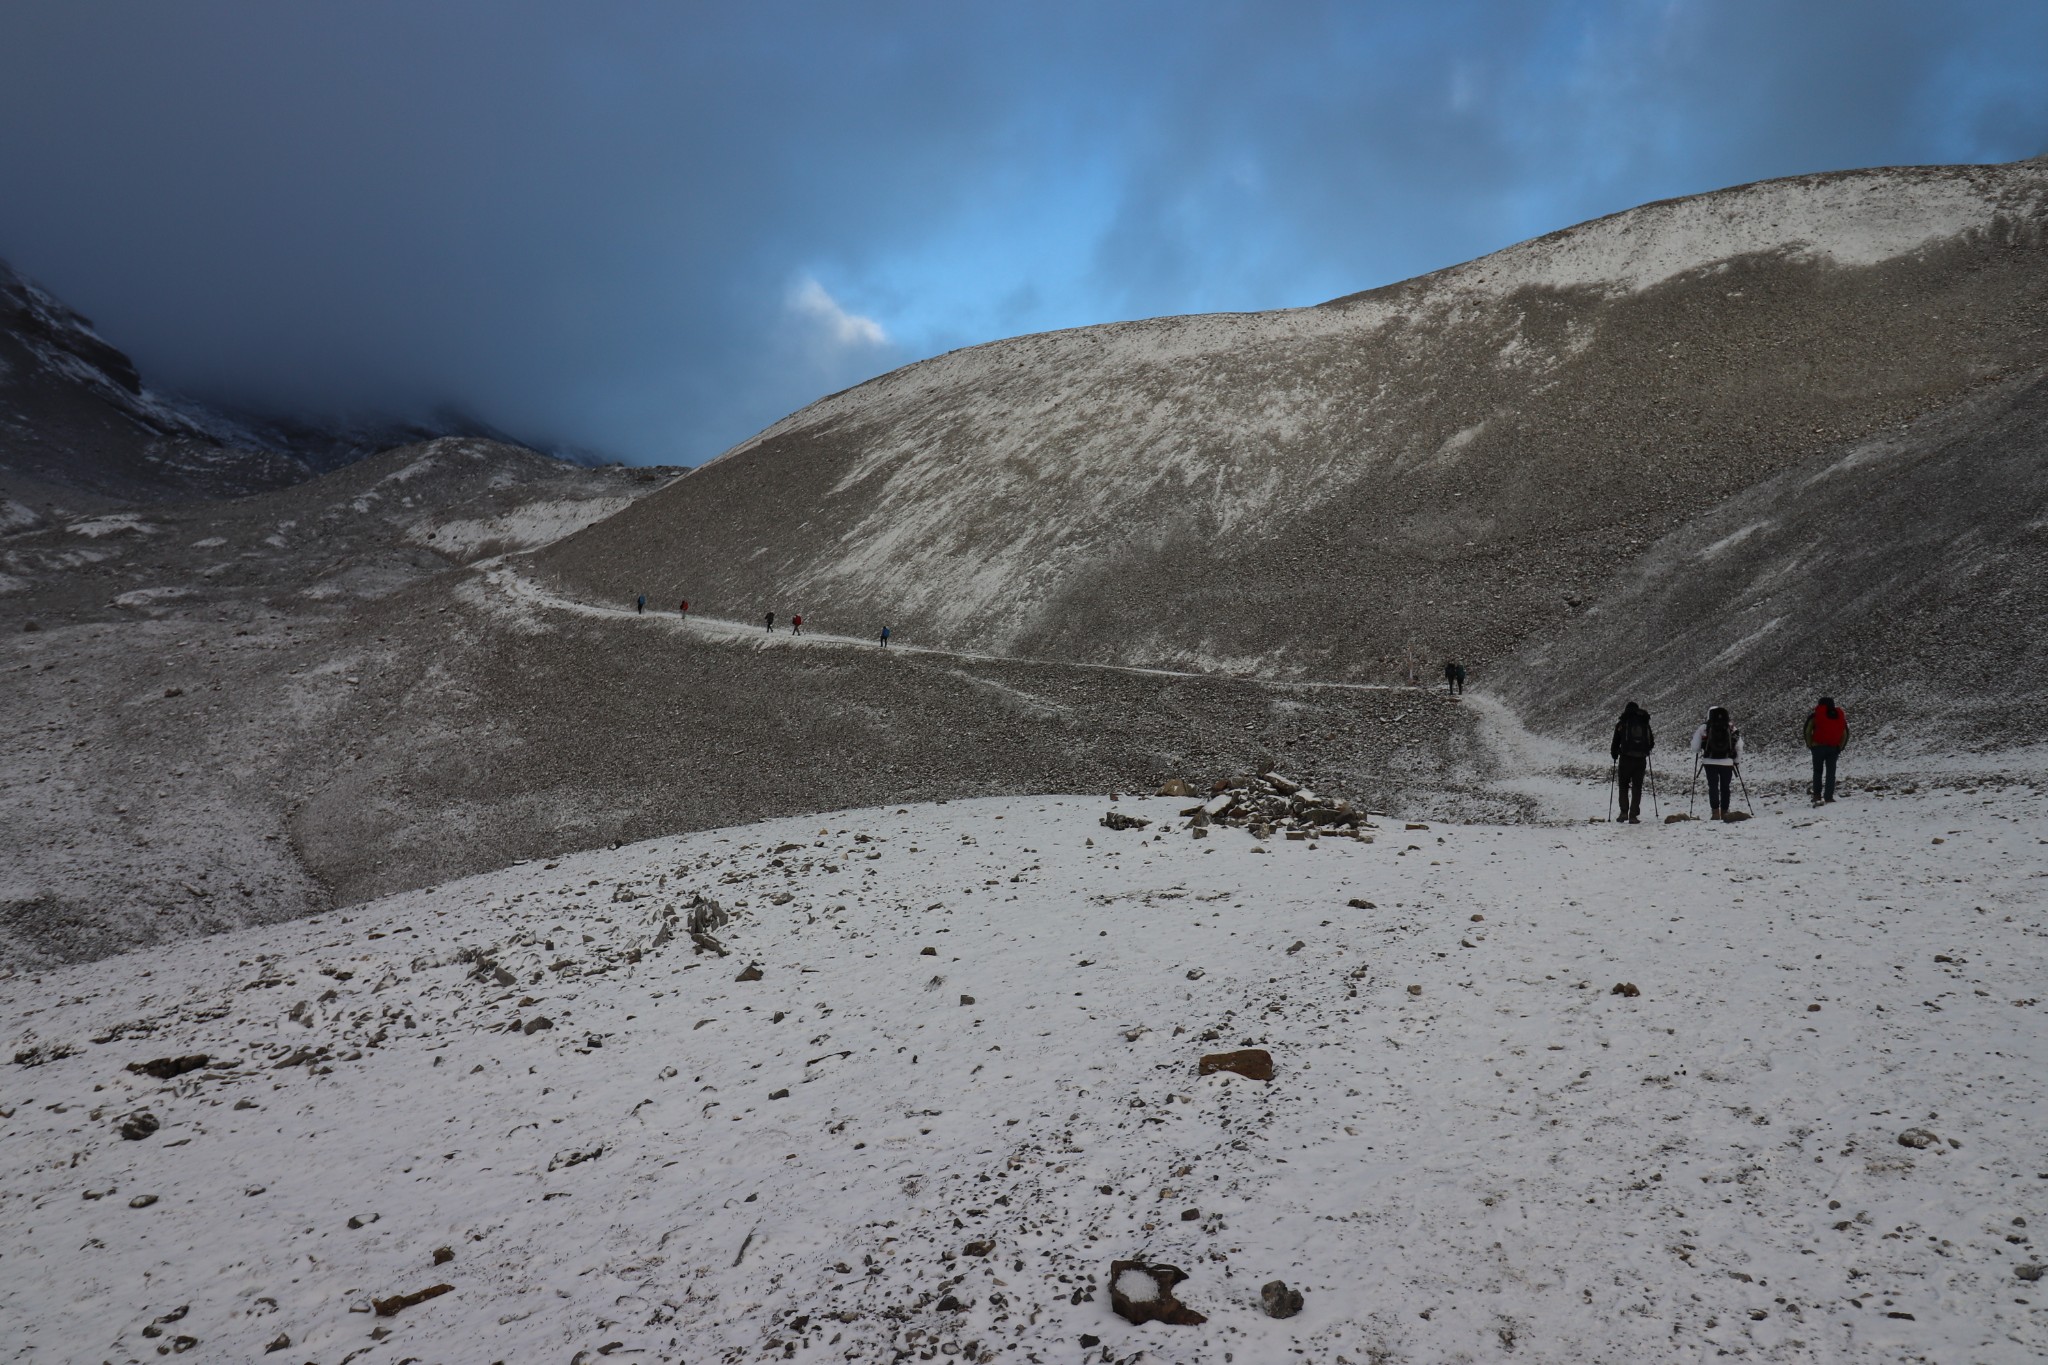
[432,1246,454,1265]
[735,964,764,982]
[963,1239,994,1257]
[1108,1260,1207,1326]
[1157,779,1196,797]
[1347,898,1376,909]
[127,1054,210,1080]
[1611,982,1640,997]
[372,1283,453,1317]
[1198,1048,1274,1081]
[117,1111,160,1141]
[1260,1279,1304,1318]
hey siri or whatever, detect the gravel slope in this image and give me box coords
[533,160,2048,715]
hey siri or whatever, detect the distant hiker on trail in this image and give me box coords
[636,594,645,614]
[1803,696,1849,805]
[764,611,775,632]
[1454,662,1467,695]
[1690,706,1745,821]
[791,614,803,635]
[1444,661,1458,695]
[879,625,892,647]
[1610,702,1655,823]
[679,599,689,616]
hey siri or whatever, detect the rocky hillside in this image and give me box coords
[1503,369,2048,756]
[0,259,308,503]
[0,438,678,965]
[533,159,2048,740]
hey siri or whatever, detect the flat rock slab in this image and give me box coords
[1198,1048,1274,1081]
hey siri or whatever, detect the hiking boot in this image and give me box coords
[1628,815,1640,824]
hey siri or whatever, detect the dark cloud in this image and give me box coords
[1,0,2043,464]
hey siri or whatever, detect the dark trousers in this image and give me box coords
[1810,746,1840,801]
[1704,764,1732,811]
[1616,755,1646,817]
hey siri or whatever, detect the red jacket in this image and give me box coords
[1805,705,1848,748]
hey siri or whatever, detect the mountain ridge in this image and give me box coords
[534,157,2048,745]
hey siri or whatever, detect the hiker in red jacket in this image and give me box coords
[791,614,803,635]
[679,598,689,616]
[1803,697,1849,805]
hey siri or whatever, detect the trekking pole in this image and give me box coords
[1737,764,1755,816]
[1607,761,1615,823]
[1687,757,1699,818]
[1648,754,1661,820]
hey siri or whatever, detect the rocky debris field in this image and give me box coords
[3,782,2044,1363]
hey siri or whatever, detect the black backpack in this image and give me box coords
[1703,714,1736,760]
[1619,713,1651,755]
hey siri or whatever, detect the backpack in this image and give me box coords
[1619,713,1651,755]
[1703,714,1736,760]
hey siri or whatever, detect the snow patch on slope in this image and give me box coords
[5,787,2043,1362]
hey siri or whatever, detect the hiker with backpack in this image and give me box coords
[1690,706,1745,821]
[1610,702,1654,823]
[764,611,775,632]
[879,625,891,647]
[1803,697,1849,805]
[1455,662,1466,695]
[1443,661,1460,695]
[636,594,645,614]
[791,614,803,635]
[679,598,689,616]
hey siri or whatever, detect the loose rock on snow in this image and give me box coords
[1198,1048,1274,1081]
[1108,1260,1206,1326]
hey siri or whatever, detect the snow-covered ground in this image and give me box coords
[3,782,2044,1364]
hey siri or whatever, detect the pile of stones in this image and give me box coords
[1148,771,1377,841]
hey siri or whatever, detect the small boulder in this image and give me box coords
[1198,1049,1274,1081]
[127,1054,210,1080]
[963,1239,995,1257]
[1897,1127,1940,1149]
[1100,810,1151,832]
[1347,898,1376,910]
[1108,1260,1206,1326]
[1611,982,1640,998]
[372,1283,453,1317]
[1260,1279,1304,1319]
[118,1111,160,1141]
[522,1016,554,1034]
[1664,813,1693,824]
[1158,779,1196,798]
[734,964,764,982]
